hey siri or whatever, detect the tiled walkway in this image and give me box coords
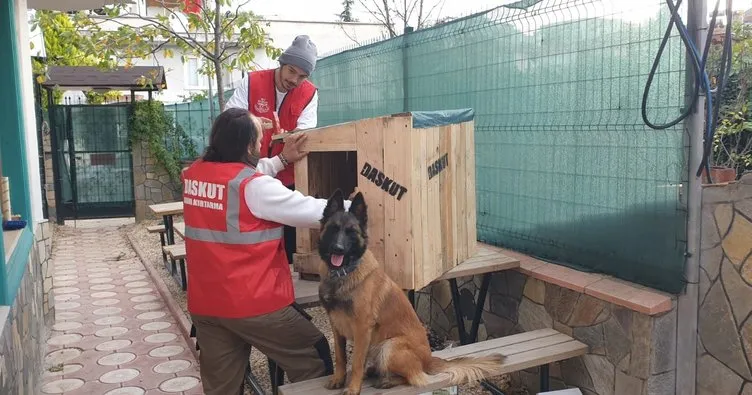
[41,222,203,395]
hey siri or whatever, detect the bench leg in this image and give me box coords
[164,255,173,274]
[268,358,285,395]
[449,274,502,395]
[539,364,550,392]
[448,274,492,346]
[244,359,267,395]
[163,215,175,245]
[448,278,469,345]
[159,233,167,264]
[480,381,507,395]
[179,259,187,291]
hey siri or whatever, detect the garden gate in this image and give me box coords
[49,103,135,221]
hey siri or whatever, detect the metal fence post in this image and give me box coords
[402,26,413,113]
[676,0,707,393]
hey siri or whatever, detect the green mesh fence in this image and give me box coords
[313,0,690,293]
[163,92,230,156]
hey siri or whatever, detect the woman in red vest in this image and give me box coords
[182,108,350,395]
[227,35,319,273]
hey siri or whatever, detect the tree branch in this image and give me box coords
[358,0,396,36]
[111,11,214,59]
[338,23,362,45]
[220,0,251,37]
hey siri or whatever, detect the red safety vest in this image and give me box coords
[181,160,294,318]
[247,69,317,187]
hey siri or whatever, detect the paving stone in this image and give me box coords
[697,354,743,395]
[153,360,191,374]
[700,280,751,379]
[41,378,85,393]
[98,352,137,366]
[100,368,141,384]
[159,376,200,393]
[721,258,752,324]
[42,224,201,395]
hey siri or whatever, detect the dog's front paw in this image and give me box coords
[324,377,345,390]
[341,389,361,395]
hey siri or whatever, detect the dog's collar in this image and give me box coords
[328,258,361,279]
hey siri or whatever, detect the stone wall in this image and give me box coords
[132,141,181,222]
[41,120,56,222]
[698,173,752,395]
[0,220,55,394]
[416,271,677,394]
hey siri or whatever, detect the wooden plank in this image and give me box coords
[411,125,427,289]
[278,329,587,395]
[383,116,413,289]
[279,329,561,394]
[294,155,313,257]
[163,244,186,259]
[355,118,387,267]
[272,122,357,152]
[421,126,442,289]
[149,201,184,216]
[438,124,456,273]
[455,122,468,265]
[292,274,320,306]
[433,255,519,282]
[464,121,478,257]
[279,340,587,395]
[146,225,166,233]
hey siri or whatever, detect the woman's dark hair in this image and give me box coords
[202,107,260,166]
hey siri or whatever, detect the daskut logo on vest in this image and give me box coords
[183,179,226,211]
[254,98,270,114]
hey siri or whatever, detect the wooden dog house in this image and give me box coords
[291,110,477,290]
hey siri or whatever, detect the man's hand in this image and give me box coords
[349,188,360,200]
[280,133,309,164]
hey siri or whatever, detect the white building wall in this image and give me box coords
[15,0,44,224]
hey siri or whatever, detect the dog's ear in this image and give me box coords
[349,192,368,229]
[321,189,346,225]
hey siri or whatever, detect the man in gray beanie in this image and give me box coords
[226,35,320,275]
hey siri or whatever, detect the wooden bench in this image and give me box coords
[147,225,168,264]
[278,329,588,395]
[173,222,185,239]
[148,201,184,246]
[162,244,187,291]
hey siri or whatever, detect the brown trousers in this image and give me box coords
[192,305,332,395]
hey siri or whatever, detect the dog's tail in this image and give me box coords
[427,354,505,385]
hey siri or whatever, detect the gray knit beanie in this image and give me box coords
[278,35,318,75]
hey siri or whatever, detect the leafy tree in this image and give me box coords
[707,21,752,175]
[69,0,281,111]
[340,0,357,22]
[30,11,119,106]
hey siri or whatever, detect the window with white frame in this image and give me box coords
[185,57,207,89]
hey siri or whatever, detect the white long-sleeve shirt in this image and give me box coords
[249,157,350,228]
[226,72,318,130]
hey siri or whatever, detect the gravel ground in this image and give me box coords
[125,219,527,395]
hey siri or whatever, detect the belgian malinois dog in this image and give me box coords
[317,189,504,395]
